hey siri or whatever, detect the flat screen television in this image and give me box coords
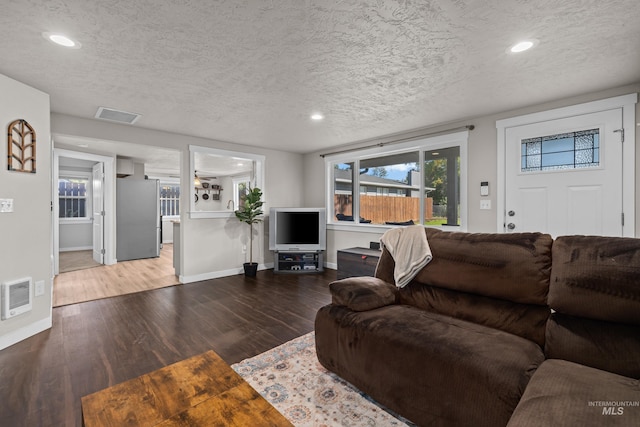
[269,207,326,251]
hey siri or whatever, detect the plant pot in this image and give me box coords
[243,263,258,277]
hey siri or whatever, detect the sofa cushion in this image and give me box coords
[329,277,397,311]
[380,228,553,305]
[549,235,640,325]
[545,312,640,378]
[507,359,640,427]
[315,304,545,427]
[398,283,549,346]
[375,228,553,345]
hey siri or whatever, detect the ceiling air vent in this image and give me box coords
[95,107,142,125]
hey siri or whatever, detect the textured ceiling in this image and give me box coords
[1,0,639,155]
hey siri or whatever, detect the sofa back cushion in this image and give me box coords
[546,235,640,376]
[549,235,640,324]
[545,313,640,378]
[376,228,553,346]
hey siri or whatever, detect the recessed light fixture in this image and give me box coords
[77,144,89,148]
[311,113,324,121]
[42,32,81,49]
[508,39,538,54]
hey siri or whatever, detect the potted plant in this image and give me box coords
[234,186,264,276]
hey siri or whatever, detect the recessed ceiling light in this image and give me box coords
[311,113,324,121]
[42,32,81,49]
[509,39,538,53]
[77,144,89,148]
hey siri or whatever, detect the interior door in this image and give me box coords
[92,162,105,264]
[504,108,623,237]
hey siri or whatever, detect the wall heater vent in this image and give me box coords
[1,277,32,320]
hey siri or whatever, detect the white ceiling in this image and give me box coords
[2,0,639,163]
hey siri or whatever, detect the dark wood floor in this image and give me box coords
[0,269,336,427]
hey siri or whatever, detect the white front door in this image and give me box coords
[92,162,105,264]
[504,108,623,237]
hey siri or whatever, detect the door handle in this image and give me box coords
[507,223,516,230]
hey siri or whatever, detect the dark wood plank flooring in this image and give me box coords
[0,269,335,427]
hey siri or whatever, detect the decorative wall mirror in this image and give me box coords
[189,145,265,219]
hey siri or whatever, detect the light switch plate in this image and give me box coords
[480,200,491,210]
[0,199,14,212]
[35,280,45,296]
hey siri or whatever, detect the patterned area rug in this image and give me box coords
[232,332,410,426]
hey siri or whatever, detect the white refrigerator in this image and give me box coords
[116,178,161,261]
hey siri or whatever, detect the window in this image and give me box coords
[160,183,180,217]
[358,152,419,225]
[233,176,250,210]
[424,147,460,226]
[334,163,354,221]
[520,128,600,172]
[58,174,90,220]
[327,131,468,229]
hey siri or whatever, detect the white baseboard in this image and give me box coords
[179,263,275,284]
[325,262,337,270]
[0,316,52,351]
[60,246,92,252]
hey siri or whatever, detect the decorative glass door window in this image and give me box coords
[521,128,599,172]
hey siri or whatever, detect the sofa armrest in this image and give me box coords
[329,277,397,312]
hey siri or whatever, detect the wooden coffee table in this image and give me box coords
[81,350,293,426]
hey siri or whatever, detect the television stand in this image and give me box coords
[274,251,323,274]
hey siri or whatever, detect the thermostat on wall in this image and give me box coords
[480,181,489,196]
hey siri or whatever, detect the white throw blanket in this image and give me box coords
[379,225,433,288]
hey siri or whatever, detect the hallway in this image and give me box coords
[54,244,178,307]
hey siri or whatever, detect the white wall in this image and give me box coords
[51,113,305,282]
[0,74,52,350]
[304,83,640,266]
[59,223,92,251]
[161,218,174,243]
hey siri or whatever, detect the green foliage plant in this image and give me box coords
[234,186,264,265]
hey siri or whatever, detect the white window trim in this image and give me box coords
[152,176,181,219]
[58,170,92,224]
[496,93,637,236]
[232,175,251,211]
[325,131,469,233]
[188,145,265,219]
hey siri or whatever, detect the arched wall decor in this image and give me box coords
[7,119,36,173]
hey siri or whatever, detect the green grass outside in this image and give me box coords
[424,218,448,226]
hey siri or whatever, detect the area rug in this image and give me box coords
[232,332,411,426]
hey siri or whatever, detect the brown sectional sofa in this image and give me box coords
[315,228,640,426]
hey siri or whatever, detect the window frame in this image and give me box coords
[325,131,468,233]
[157,177,181,219]
[58,170,92,224]
[232,175,251,211]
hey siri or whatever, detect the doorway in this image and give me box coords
[497,93,636,237]
[53,149,115,275]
